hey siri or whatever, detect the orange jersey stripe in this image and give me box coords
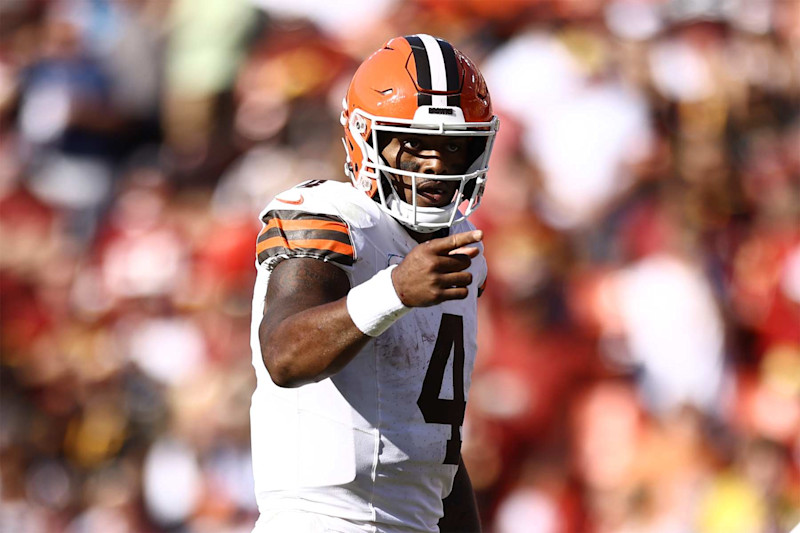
[256,235,287,255]
[256,236,354,257]
[263,217,349,235]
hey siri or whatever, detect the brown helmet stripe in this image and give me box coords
[405,35,433,106]
[436,38,461,107]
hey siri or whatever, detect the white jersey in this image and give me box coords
[249,180,487,532]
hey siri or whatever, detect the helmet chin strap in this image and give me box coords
[385,193,457,233]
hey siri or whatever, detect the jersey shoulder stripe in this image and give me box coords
[256,210,355,267]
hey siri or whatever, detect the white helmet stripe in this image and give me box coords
[418,34,448,107]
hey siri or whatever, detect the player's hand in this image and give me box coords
[391,230,482,307]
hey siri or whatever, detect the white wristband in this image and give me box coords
[347,265,411,337]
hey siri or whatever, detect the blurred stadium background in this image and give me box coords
[0,0,798,531]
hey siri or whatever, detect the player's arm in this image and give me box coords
[259,258,369,387]
[259,230,483,388]
[439,456,481,532]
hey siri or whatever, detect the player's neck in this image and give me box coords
[405,227,449,244]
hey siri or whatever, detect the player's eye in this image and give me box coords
[445,143,461,153]
[404,138,421,150]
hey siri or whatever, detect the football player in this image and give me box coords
[250,34,498,532]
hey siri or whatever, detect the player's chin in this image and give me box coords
[415,198,453,209]
[415,190,458,208]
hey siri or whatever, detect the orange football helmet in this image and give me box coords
[341,34,499,233]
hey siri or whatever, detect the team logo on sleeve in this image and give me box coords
[256,210,355,267]
[275,193,304,205]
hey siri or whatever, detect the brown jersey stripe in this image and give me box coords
[257,210,354,267]
[257,236,354,257]
[260,227,352,246]
[257,241,355,266]
[262,210,348,224]
[259,217,349,238]
[257,246,355,267]
[257,234,287,256]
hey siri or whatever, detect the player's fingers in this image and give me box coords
[429,230,483,255]
[438,286,470,301]
[434,254,472,273]
[448,245,480,258]
[439,271,473,288]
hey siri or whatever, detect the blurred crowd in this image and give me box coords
[0,0,798,532]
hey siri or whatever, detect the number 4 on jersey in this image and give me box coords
[417,313,466,465]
